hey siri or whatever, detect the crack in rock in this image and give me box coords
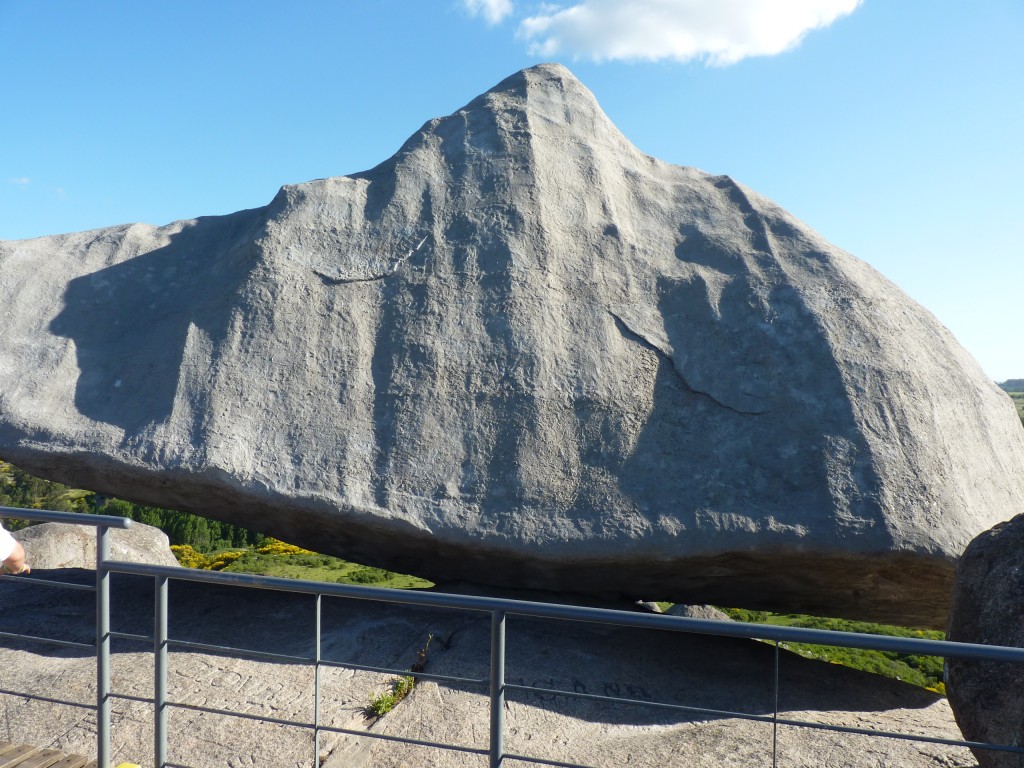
[609,310,766,417]
[313,235,429,285]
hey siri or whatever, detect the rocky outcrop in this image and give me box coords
[946,514,1024,767]
[15,521,179,569]
[2,64,1023,626]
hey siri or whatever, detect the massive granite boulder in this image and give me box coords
[1,64,1022,626]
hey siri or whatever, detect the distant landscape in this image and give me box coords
[998,380,1024,426]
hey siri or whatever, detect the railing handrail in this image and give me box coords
[0,505,133,528]
[3,506,1022,768]
[102,558,1024,664]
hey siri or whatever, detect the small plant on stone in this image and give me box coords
[366,675,416,718]
[367,689,397,717]
[394,675,415,699]
[364,633,435,718]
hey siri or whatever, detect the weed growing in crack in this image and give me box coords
[365,633,435,718]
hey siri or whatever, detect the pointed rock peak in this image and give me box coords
[485,62,589,100]
[449,62,633,151]
[479,61,601,112]
[376,63,638,178]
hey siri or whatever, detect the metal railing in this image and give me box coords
[3,505,1024,768]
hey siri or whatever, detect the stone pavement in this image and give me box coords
[0,572,977,768]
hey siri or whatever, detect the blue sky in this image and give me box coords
[2,0,1021,380]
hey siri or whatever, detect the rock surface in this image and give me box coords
[0,575,976,768]
[16,521,179,569]
[1,63,1023,626]
[946,513,1024,767]
[667,603,731,621]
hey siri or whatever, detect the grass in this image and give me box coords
[1007,391,1024,422]
[722,608,946,694]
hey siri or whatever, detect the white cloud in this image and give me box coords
[7,177,30,186]
[462,0,515,25]
[518,0,863,65]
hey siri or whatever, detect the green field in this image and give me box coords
[1008,391,1024,422]
[723,608,946,693]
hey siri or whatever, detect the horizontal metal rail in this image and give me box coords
[109,630,153,644]
[0,629,93,651]
[4,507,1024,768]
[102,559,1024,664]
[0,687,93,711]
[0,506,132,528]
[3,576,96,591]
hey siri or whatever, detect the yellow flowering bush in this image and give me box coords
[171,545,209,569]
[257,538,314,556]
[204,550,247,571]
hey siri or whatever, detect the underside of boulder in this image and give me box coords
[2,64,1022,627]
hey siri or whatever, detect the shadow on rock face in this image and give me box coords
[48,209,263,434]
[420,615,945,729]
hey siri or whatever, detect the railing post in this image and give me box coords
[96,525,111,768]
[314,593,322,768]
[772,639,780,768]
[155,575,168,768]
[489,609,506,768]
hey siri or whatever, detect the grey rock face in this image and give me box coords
[16,521,179,569]
[1,64,1022,626]
[946,514,1024,767]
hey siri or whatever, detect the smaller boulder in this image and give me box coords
[946,513,1024,767]
[667,604,732,621]
[17,521,179,570]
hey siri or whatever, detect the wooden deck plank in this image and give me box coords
[0,744,42,767]
[44,757,89,768]
[0,744,94,768]
[15,749,63,768]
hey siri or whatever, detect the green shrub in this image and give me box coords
[345,566,393,584]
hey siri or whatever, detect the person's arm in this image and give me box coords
[0,524,30,575]
[3,540,30,575]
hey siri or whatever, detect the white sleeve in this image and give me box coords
[0,523,17,562]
